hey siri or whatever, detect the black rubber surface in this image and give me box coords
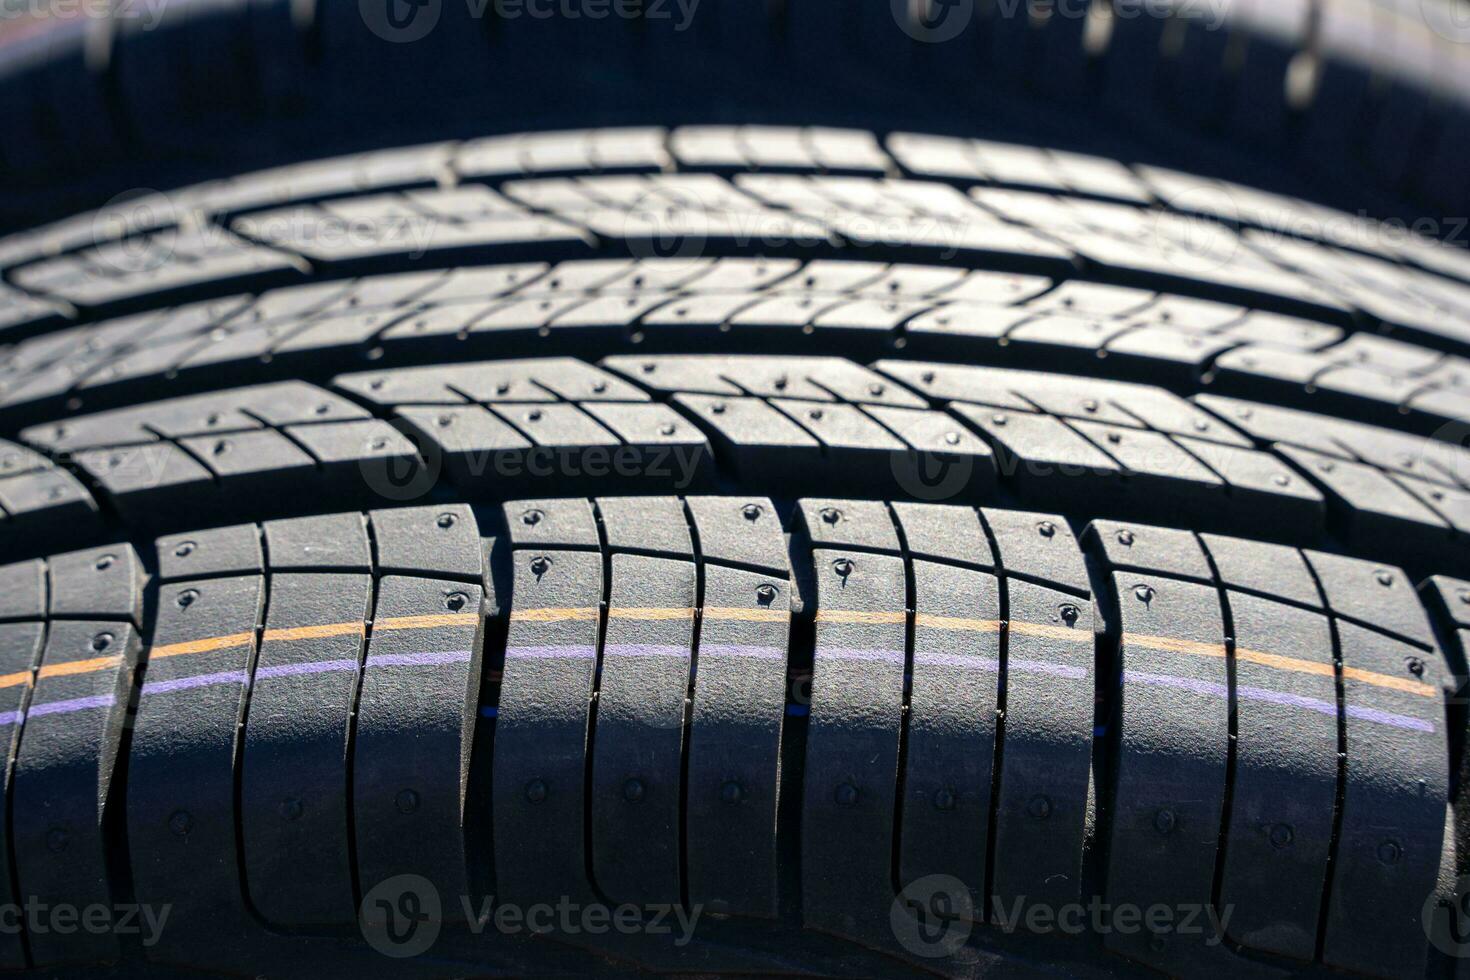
[0,127,1467,977]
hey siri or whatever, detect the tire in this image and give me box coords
[0,126,1468,978]
[3,0,1470,240]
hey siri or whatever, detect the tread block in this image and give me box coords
[73,442,214,522]
[672,394,819,487]
[0,558,46,620]
[47,544,144,624]
[594,496,693,557]
[769,399,906,484]
[369,504,483,581]
[862,403,999,496]
[802,547,907,936]
[988,580,1093,912]
[504,496,599,549]
[1322,621,1447,979]
[354,575,483,913]
[12,620,139,965]
[283,418,424,495]
[1174,436,1326,531]
[0,469,103,548]
[178,428,316,503]
[240,572,371,928]
[129,574,264,959]
[0,622,42,967]
[394,403,530,487]
[1104,572,1229,971]
[1305,551,1436,648]
[797,498,900,555]
[1280,445,1450,560]
[982,508,1091,595]
[263,512,373,571]
[1214,590,1336,961]
[1200,533,1322,608]
[892,501,996,570]
[685,496,788,575]
[685,563,789,917]
[340,358,645,407]
[899,558,1002,913]
[1086,519,1212,583]
[493,546,602,906]
[952,403,1122,502]
[590,554,695,906]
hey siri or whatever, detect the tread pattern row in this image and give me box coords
[0,496,1460,979]
[7,353,1470,583]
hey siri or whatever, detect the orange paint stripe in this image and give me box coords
[1341,664,1435,698]
[509,607,600,623]
[1124,632,1434,698]
[915,614,1003,634]
[703,606,789,623]
[1008,621,1093,643]
[262,622,366,643]
[375,613,481,632]
[150,632,255,660]
[608,607,694,621]
[37,654,123,680]
[0,671,30,690]
[814,609,907,625]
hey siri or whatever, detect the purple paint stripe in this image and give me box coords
[29,694,114,718]
[255,658,360,680]
[913,652,998,671]
[912,652,1087,680]
[699,644,786,661]
[144,670,249,695]
[1012,657,1088,680]
[602,644,689,658]
[505,645,599,661]
[1125,670,1433,733]
[0,710,22,726]
[1347,704,1434,733]
[820,647,907,665]
[367,650,473,669]
[1235,682,1339,720]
